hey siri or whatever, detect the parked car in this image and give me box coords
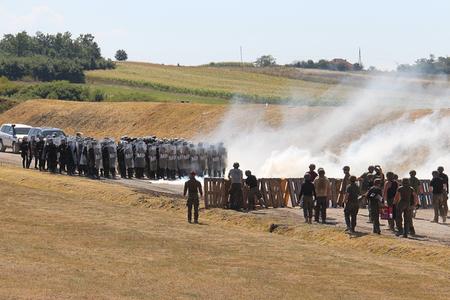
[0,123,32,153]
[27,127,67,145]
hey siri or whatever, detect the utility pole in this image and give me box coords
[358,47,362,66]
[240,46,243,69]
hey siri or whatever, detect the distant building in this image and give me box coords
[329,58,354,71]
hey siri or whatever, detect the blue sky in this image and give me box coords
[0,0,449,69]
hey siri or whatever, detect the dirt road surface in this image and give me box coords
[1,151,449,246]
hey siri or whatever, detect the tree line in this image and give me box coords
[397,55,450,74]
[0,31,115,83]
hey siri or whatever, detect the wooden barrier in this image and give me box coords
[420,180,432,208]
[204,178,436,209]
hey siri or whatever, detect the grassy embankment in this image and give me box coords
[1,165,450,299]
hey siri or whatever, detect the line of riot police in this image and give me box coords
[21,133,227,180]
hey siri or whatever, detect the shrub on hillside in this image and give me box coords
[17,81,89,101]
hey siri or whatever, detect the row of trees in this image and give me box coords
[397,55,450,74]
[0,31,115,82]
[289,59,363,71]
[254,55,363,71]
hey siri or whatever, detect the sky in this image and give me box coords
[0,0,449,70]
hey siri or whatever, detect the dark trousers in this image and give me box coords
[135,167,144,179]
[59,162,66,174]
[345,203,359,231]
[302,196,314,219]
[187,198,199,222]
[369,203,380,233]
[127,168,134,179]
[21,154,28,168]
[396,203,412,236]
[229,183,243,210]
[315,196,327,222]
[48,159,57,173]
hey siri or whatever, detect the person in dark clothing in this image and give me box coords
[27,136,36,168]
[394,178,416,238]
[299,173,316,224]
[57,139,68,174]
[183,172,203,223]
[430,171,446,223]
[437,166,448,219]
[367,179,383,234]
[66,141,76,176]
[19,137,30,169]
[358,165,375,208]
[45,139,58,173]
[102,142,110,178]
[36,136,45,171]
[307,164,318,181]
[88,143,97,179]
[117,142,127,178]
[244,170,261,211]
[383,172,398,231]
[344,176,360,233]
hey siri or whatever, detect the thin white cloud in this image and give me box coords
[0,4,64,34]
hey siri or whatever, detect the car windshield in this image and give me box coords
[42,130,66,137]
[14,128,31,135]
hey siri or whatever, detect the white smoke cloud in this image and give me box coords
[207,74,450,179]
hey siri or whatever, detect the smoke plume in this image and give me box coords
[207,75,450,179]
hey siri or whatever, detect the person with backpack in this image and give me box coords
[367,179,383,234]
[430,171,446,223]
[299,173,316,224]
[344,176,360,233]
[394,178,417,238]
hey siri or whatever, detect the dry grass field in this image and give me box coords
[1,165,450,299]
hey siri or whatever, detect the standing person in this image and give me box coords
[430,171,446,223]
[57,139,68,174]
[367,179,383,234]
[101,141,110,178]
[27,136,36,168]
[313,168,330,224]
[66,140,76,176]
[383,172,398,231]
[409,170,422,217]
[228,162,243,210]
[437,166,449,218]
[344,176,360,233]
[394,178,416,238]
[183,172,203,224]
[374,165,385,186]
[36,135,45,171]
[359,166,375,208]
[337,166,351,208]
[244,170,260,211]
[45,139,58,173]
[307,164,318,181]
[19,136,30,169]
[117,141,127,178]
[299,173,316,224]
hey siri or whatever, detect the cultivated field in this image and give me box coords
[1,165,450,299]
[87,62,358,103]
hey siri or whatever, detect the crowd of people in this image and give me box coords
[18,133,228,180]
[302,164,448,237]
[223,163,448,237]
[16,135,449,233]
